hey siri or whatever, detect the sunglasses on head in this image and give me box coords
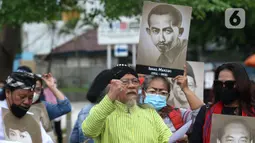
[213,80,236,89]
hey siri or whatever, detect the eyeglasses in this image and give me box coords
[34,87,42,92]
[146,88,169,96]
[213,80,236,89]
[120,78,140,86]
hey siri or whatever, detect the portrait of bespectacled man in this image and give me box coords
[211,114,255,143]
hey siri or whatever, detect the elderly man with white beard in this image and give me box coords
[82,64,172,143]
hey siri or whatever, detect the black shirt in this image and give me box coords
[188,105,238,143]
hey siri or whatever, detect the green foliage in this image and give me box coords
[0,0,62,25]
[1,0,254,60]
[59,87,88,93]
[101,0,255,20]
[59,18,80,36]
[100,0,255,60]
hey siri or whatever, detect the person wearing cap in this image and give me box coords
[82,64,172,143]
[70,69,114,143]
[0,71,53,142]
[168,62,197,109]
[17,66,72,121]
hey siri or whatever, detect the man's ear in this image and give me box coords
[146,28,151,35]
[179,27,184,36]
[5,89,11,98]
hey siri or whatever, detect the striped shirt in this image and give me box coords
[82,95,172,143]
[163,107,200,133]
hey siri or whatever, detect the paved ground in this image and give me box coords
[62,101,90,129]
[54,101,90,143]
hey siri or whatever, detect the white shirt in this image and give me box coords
[0,100,53,143]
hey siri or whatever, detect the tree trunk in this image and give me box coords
[74,36,82,87]
[0,25,21,81]
[47,23,56,73]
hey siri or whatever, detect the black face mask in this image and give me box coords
[8,93,31,118]
[219,87,240,105]
[10,104,30,118]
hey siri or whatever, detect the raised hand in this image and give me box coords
[107,79,125,101]
[42,73,56,89]
[173,64,188,91]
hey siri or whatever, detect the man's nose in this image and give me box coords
[23,98,32,105]
[159,31,165,42]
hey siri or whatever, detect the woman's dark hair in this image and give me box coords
[0,80,5,84]
[0,85,15,101]
[36,78,43,86]
[86,69,114,103]
[186,62,196,86]
[250,80,255,106]
[0,80,6,100]
[33,79,45,104]
[212,63,254,115]
[17,66,32,73]
[143,75,171,93]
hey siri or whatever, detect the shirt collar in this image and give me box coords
[114,100,139,113]
[0,100,34,115]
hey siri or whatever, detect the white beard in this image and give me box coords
[126,98,137,107]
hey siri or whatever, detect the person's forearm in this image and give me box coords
[48,86,65,100]
[182,87,204,110]
[82,95,115,138]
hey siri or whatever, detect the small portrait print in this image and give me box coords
[168,61,204,108]
[136,1,192,77]
[211,114,255,143]
[8,128,32,143]
[29,102,52,132]
[2,108,42,143]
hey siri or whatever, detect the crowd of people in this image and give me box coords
[0,66,71,143]
[0,62,254,143]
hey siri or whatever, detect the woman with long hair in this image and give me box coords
[189,63,255,143]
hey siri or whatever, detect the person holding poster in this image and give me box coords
[189,63,255,143]
[141,65,204,142]
[82,64,172,143]
[168,61,204,109]
[136,1,192,77]
[0,71,53,143]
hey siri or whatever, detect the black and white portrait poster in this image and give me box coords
[211,114,255,143]
[136,1,192,77]
[1,108,42,143]
[168,61,204,108]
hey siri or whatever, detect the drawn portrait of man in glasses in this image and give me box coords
[211,114,255,143]
[217,119,253,143]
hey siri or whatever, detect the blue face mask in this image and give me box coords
[144,93,167,111]
[0,88,3,94]
[138,89,144,103]
[138,89,142,95]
